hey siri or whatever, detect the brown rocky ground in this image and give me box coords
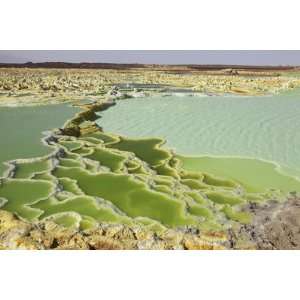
[1,66,300,106]
[231,197,300,250]
[0,210,228,250]
[2,197,300,250]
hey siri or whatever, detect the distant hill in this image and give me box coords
[0,61,298,71]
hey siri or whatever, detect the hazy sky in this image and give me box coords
[0,50,300,65]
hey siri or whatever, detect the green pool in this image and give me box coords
[0,104,79,176]
[98,91,300,192]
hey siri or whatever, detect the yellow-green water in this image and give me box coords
[0,104,79,176]
[179,156,300,193]
[0,130,257,230]
[1,92,300,230]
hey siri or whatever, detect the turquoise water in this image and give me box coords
[97,92,300,177]
[0,104,79,176]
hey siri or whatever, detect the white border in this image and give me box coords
[1,0,300,49]
[1,251,300,300]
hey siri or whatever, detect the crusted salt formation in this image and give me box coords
[0,98,285,241]
[0,210,228,250]
[1,82,298,249]
[1,67,300,106]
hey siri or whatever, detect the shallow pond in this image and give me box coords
[97,91,300,191]
[0,104,79,176]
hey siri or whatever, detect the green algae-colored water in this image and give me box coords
[179,156,300,193]
[1,91,300,231]
[0,128,251,230]
[0,104,79,176]
[97,92,300,192]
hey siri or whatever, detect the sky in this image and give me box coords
[0,50,300,65]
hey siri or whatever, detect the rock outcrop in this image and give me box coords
[0,210,228,250]
[230,197,300,249]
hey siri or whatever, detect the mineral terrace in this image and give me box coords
[1,64,300,250]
